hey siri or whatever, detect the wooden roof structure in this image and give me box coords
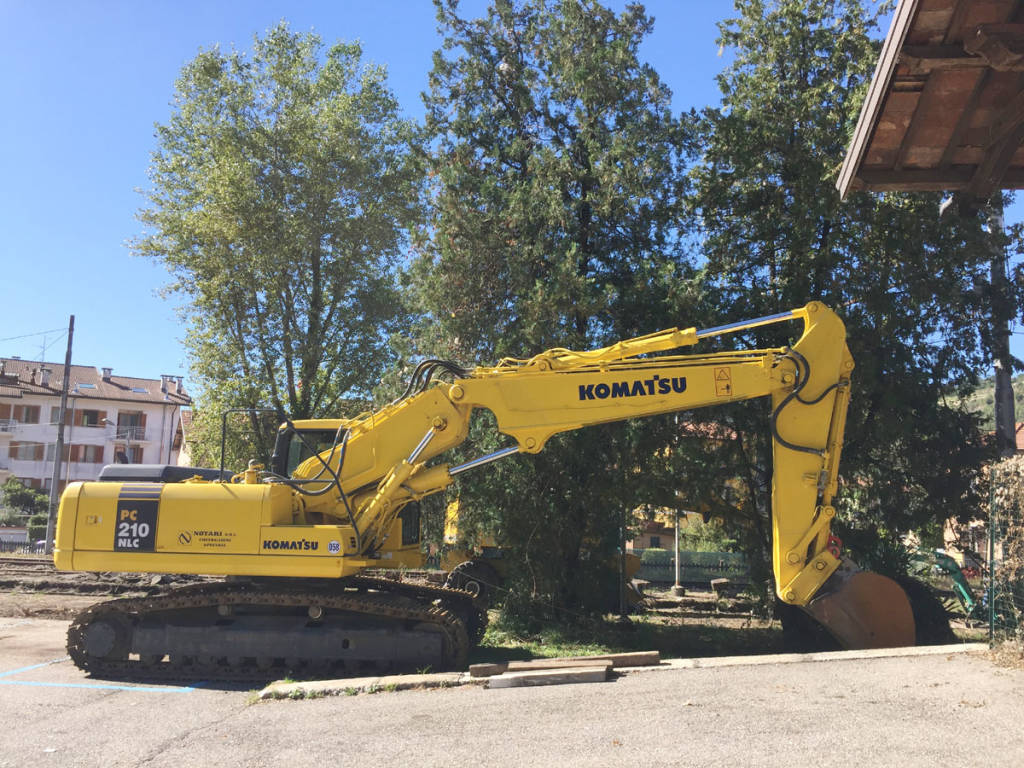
[838,0,1024,201]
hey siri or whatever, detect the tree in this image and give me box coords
[0,477,48,523]
[687,0,999,574]
[1,477,48,516]
[414,0,695,620]
[136,23,421,464]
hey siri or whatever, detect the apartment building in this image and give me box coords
[0,358,191,491]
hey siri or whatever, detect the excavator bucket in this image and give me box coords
[802,559,916,649]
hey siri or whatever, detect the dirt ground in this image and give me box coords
[0,556,214,619]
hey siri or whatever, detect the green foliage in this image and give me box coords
[27,513,48,541]
[960,373,1024,431]
[1,478,48,518]
[990,456,1024,642]
[136,22,422,461]
[413,0,696,623]
[679,517,737,552]
[183,405,311,474]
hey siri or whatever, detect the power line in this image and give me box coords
[0,327,66,343]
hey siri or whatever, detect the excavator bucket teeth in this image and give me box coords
[802,560,915,649]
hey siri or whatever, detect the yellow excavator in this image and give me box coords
[54,302,914,679]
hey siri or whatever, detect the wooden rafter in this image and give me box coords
[938,69,990,169]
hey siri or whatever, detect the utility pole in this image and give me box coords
[45,315,74,554]
[671,511,685,597]
[988,202,1016,458]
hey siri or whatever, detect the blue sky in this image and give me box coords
[0,1,1018,385]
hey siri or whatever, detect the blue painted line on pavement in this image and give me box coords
[0,657,70,678]
[0,656,198,692]
[0,680,196,693]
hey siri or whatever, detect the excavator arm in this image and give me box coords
[287,301,912,647]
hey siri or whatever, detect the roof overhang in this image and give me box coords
[838,0,1024,203]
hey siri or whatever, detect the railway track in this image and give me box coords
[0,555,52,567]
[0,557,55,578]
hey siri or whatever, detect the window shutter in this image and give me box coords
[138,413,147,428]
[0,403,10,419]
[35,443,44,461]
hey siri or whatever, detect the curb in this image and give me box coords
[260,671,485,700]
[619,642,989,675]
[259,642,988,699]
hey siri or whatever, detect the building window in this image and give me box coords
[10,442,44,461]
[649,535,661,549]
[12,405,40,424]
[116,411,146,441]
[114,444,143,463]
[80,410,101,427]
[80,445,104,464]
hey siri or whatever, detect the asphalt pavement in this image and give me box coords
[1,616,1021,768]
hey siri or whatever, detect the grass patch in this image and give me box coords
[470,611,785,665]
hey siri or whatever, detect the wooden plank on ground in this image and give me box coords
[469,650,659,678]
[487,662,611,689]
[505,659,616,673]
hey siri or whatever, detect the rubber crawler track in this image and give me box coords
[67,578,474,682]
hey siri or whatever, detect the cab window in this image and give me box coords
[285,430,339,477]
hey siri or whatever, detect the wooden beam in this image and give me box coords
[964,24,1024,72]
[942,0,973,47]
[988,86,1024,148]
[854,166,1024,192]
[899,45,993,74]
[855,167,972,191]
[938,69,990,168]
[964,74,1024,197]
[965,124,1024,198]
[469,650,661,678]
[894,74,943,171]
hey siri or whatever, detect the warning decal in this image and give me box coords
[714,367,732,397]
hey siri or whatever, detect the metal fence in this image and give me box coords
[989,467,1024,646]
[0,540,42,554]
[632,548,750,585]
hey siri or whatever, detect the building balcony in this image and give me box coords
[0,419,16,433]
[113,425,148,442]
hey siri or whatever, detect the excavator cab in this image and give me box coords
[270,420,347,478]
